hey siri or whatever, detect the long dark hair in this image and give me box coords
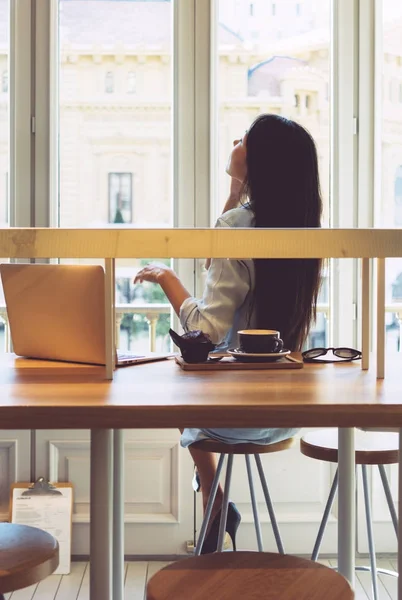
[245,114,322,351]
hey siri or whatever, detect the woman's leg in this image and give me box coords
[180,430,223,516]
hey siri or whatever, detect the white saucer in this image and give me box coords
[228,348,291,363]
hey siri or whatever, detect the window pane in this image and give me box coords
[215,0,331,346]
[380,0,402,352]
[0,0,10,352]
[57,0,173,352]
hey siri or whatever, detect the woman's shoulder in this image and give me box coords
[217,203,254,228]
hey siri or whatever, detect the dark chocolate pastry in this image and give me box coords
[169,328,216,363]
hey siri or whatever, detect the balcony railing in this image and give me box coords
[0,302,401,353]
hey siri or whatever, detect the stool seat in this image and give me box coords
[300,428,398,465]
[146,552,354,600]
[191,437,295,455]
[0,523,59,594]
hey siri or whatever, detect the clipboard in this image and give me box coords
[10,478,73,575]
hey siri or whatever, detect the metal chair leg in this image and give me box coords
[194,453,225,556]
[378,464,398,537]
[362,464,379,600]
[311,468,339,561]
[245,454,264,551]
[217,454,234,552]
[254,454,285,554]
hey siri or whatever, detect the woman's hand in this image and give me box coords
[134,262,174,285]
[134,263,191,317]
[223,177,244,212]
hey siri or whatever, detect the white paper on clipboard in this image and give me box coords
[11,480,73,575]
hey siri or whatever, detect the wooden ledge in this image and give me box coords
[0,228,402,258]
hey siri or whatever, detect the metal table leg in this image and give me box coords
[90,429,113,600]
[338,428,355,587]
[398,429,402,600]
[113,429,125,600]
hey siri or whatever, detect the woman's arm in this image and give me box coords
[205,177,244,270]
[134,263,190,317]
[134,258,252,345]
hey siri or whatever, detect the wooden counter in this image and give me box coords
[0,354,401,430]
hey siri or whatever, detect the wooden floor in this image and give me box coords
[3,558,398,599]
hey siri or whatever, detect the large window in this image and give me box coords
[215,0,331,347]
[57,0,173,352]
[4,0,393,357]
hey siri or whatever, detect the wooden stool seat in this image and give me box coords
[0,523,59,595]
[146,552,354,600]
[300,428,399,465]
[191,436,295,455]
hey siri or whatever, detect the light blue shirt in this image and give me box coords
[178,204,300,447]
[179,204,256,351]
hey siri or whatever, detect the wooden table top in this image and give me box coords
[0,354,401,430]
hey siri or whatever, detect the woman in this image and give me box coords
[134,114,322,552]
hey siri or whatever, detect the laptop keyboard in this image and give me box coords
[117,352,145,360]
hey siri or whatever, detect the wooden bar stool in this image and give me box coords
[0,523,59,599]
[300,428,398,600]
[191,437,295,555]
[146,551,354,600]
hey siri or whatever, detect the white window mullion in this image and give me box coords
[173,0,196,303]
[357,0,376,229]
[34,0,52,228]
[356,0,377,352]
[331,0,359,347]
[194,0,213,296]
[10,0,33,227]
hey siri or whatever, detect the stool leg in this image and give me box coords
[217,454,234,552]
[378,464,398,537]
[194,453,225,556]
[362,464,379,600]
[245,454,264,551]
[254,454,285,554]
[311,468,339,561]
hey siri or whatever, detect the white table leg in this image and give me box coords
[90,429,113,600]
[113,429,125,600]
[338,428,355,587]
[398,429,402,600]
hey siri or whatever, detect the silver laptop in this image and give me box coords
[0,263,172,367]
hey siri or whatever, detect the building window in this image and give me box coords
[249,3,254,16]
[294,93,300,108]
[296,3,301,16]
[2,70,8,93]
[108,173,132,224]
[272,3,276,16]
[105,71,114,93]
[127,71,136,94]
[305,94,311,109]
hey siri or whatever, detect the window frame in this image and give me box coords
[9,0,33,227]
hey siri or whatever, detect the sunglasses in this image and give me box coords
[302,347,362,363]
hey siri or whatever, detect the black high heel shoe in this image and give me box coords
[201,502,241,554]
[192,467,201,492]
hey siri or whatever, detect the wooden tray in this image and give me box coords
[175,354,303,371]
